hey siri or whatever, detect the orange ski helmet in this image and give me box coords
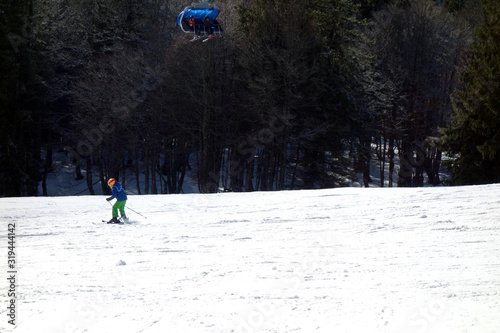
[107,178,116,187]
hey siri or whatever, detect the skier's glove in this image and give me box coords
[106,197,112,201]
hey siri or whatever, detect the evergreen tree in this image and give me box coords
[443,0,464,12]
[0,0,46,196]
[310,0,378,188]
[438,0,500,184]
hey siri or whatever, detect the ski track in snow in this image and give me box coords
[0,185,499,332]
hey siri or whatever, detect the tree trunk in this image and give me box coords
[377,137,386,187]
[135,149,141,195]
[398,139,413,187]
[86,156,94,195]
[388,137,395,187]
[42,146,52,196]
[144,149,150,194]
[150,158,158,194]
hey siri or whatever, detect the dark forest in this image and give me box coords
[1,0,499,196]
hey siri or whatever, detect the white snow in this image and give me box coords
[1,184,500,333]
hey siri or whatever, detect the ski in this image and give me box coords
[202,35,215,42]
[100,219,124,224]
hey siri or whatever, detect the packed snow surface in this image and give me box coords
[1,184,499,333]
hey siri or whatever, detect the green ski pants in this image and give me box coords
[112,200,127,218]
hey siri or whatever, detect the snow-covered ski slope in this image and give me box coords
[1,184,499,333]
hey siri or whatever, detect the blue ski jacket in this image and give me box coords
[109,181,127,201]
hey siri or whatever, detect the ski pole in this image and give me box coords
[126,205,147,219]
[108,199,147,219]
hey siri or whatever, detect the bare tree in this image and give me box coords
[367,0,466,186]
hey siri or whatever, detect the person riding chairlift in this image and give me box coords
[204,16,215,37]
[188,16,198,35]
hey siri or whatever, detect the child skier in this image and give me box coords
[106,178,128,223]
